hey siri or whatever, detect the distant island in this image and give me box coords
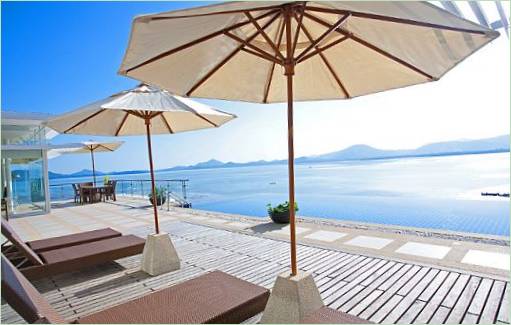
[49,134,510,179]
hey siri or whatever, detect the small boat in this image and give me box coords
[481,192,510,198]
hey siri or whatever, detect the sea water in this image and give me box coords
[50,152,510,236]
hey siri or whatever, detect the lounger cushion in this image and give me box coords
[39,235,145,264]
[77,270,270,324]
[1,219,44,265]
[1,256,67,323]
[27,228,122,252]
[301,306,372,324]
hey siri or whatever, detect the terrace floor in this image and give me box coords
[1,199,510,324]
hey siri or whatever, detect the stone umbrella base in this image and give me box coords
[141,232,180,276]
[261,271,324,323]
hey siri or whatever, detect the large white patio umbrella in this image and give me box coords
[117,1,498,319]
[46,84,236,275]
[56,141,124,185]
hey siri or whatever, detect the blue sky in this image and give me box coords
[2,1,509,174]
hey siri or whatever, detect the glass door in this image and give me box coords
[2,150,47,216]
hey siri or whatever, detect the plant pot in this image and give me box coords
[269,211,290,224]
[149,196,166,206]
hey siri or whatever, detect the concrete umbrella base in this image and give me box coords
[141,232,180,276]
[261,271,324,323]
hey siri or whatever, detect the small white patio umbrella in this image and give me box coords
[56,141,124,185]
[46,84,236,233]
[117,1,499,321]
[46,84,236,275]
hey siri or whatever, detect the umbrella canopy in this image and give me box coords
[55,141,124,185]
[68,141,124,154]
[119,1,498,103]
[118,1,498,275]
[46,84,236,233]
[47,84,236,136]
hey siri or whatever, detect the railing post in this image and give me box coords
[166,182,170,211]
[182,181,186,201]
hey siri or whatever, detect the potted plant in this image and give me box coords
[148,186,167,206]
[267,201,298,224]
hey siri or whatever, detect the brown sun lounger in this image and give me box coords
[1,220,144,280]
[2,219,122,252]
[27,228,122,252]
[2,255,270,324]
[301,306,372,324]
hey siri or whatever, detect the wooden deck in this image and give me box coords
[2,219,509,324]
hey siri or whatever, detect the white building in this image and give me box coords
[1,111,80,217]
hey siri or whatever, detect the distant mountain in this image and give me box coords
[49,169,105,179]
[297,144,395,163]
[50,135,509,178]
[189,159,225,169]
[297,135,510,163]
[413,136,510,155]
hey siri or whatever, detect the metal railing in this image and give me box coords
[49,179,191,209]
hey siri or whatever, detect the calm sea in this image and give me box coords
[50,152,510,236]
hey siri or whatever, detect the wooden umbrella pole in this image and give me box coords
[145,118,160,234]
[285,7,298,276]
[90,148,96,186]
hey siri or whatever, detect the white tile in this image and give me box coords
[226,221,251,229]
[345,236,393,250]
[396,242,451,259]
[462,250,510,270]
[305,230,347,242]
[272,226,310,236]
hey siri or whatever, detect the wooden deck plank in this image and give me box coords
[497,282,510,323]
[382,269,443,323]
[413,272,460,323]
[442,274,471,308]
[370,295,403,323]
[328,260,389,308]
[359,266,425,319]
[395,300,426,324]
[349,289,384,316]
[377,264,417,290]
[321,259,379,304]
[445,276,482,324]
[480,281,507,324]
[418,270,450,302]
[429,305,451,324]
[467,278,494,315]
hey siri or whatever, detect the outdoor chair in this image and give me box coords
[1,219,144,280]
[78,183,90,204]
[2,255,270,324]
[1,186,9,220]
[102,180,117,201]
[71,184,81,204]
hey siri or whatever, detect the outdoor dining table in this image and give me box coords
[80,185,109,204]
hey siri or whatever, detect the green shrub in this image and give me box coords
[148,186,167,199]
[267,201,298,216]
